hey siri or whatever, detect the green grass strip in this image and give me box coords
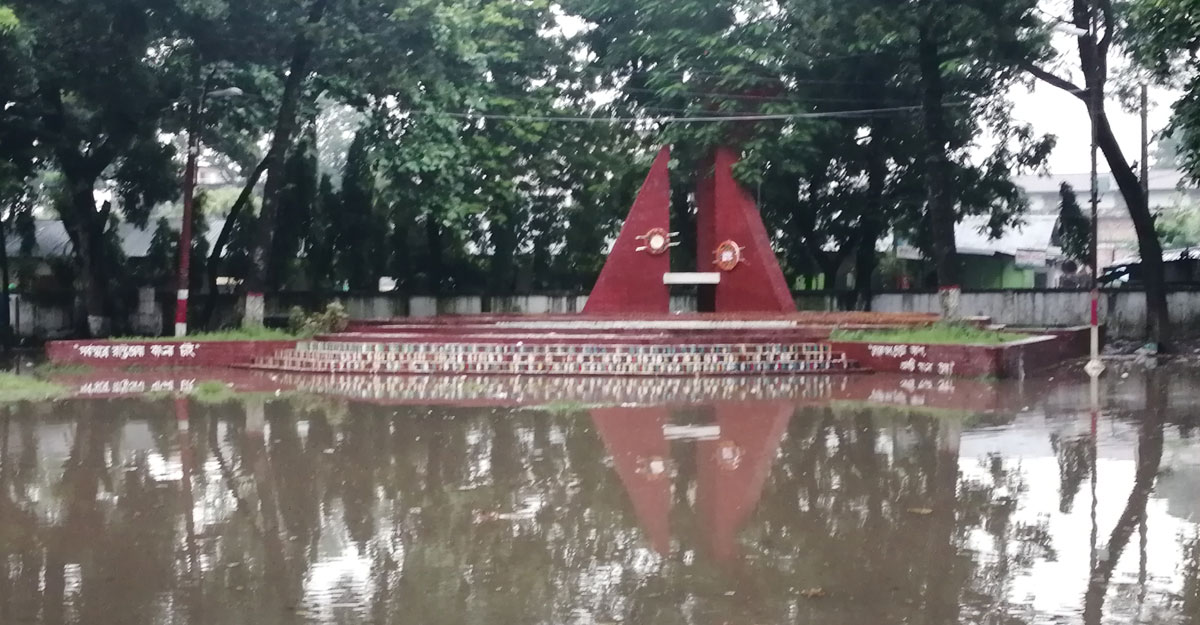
[0,373,68,402]
[829,322,1018,346]
[113,328,302,342]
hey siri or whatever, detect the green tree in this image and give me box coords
[1054,183,1091,263]
[338,128,387,291]
[563,0,1049,312]
[1027,0,1171,346]
[243,0,331,324]
[0,6,38,345]
[139,196,211,293]
[305,174,341,291]
[268,124,319,290]
[4,0,192,335]
[1156,206,1200,248]
[1127,0,1200,179]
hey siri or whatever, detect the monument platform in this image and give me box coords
[242,312,938,377]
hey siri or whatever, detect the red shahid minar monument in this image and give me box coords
[49,143,955,377]
[584,146,795,315]
[48,143,1087,378]
[221,144,935,376]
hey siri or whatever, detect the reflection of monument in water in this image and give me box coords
[591,401,792,562]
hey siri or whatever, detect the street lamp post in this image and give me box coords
[175,86,242,337]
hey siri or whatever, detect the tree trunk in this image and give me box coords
[0,213,11,350]
[823,266,839,293]
[917,18,961,319]
[1093,107,1170,347]
[243,0,330,326]
[425,214,444,294]
[65,182,112,337]
[855,123,889,311]
[1082,369,1164,624]
[489,209,518,295]
[201,155,270,329]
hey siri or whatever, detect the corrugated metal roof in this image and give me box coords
[1107,247,1200,268]
[896,215,1062,262]
[1014,169,1193,194]
[954,214,1060,257]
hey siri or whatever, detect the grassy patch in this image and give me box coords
[829,323,1017,346]
[33,362,93,377]
[0,373,68,402]
[188,380,238,404]
[532,400,592,414]
[113,327,302,342]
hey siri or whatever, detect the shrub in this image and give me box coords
[288,302,350,336]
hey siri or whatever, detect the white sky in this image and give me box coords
[1009,82,1178,175]
[556,11,1186,178]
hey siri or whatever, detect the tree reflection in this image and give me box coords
[1082,369,1166,625]
[1182,533,1200,625]
[0,373,1193,625]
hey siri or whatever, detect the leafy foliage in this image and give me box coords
[0,0,1156,335]
[1053,183,1091,262]
[1128,0,1200,184]
[287,301,350,336]
[1157,205,1200,248]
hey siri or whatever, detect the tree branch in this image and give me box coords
[1021,61,1087,101]
[1096,0,1114,62]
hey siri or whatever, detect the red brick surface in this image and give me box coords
[45,340,296,368]
[583,146,672,315]
[705,147,796,313]
[830,329,1089,378]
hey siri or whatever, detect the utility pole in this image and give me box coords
[1141,83,1150,200]
[1084,3,1105,377]
[175,86,202,337]
[175,82,242,337]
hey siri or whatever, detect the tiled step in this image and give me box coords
[249,340,860,376]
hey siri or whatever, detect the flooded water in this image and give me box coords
[1,365,1198,624]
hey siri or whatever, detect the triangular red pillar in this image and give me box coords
[698,147,796,313]
[590,407,673,554]
[583,147,672,315]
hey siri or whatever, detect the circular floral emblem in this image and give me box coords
[642,227,670,255]
[714,240,743,271]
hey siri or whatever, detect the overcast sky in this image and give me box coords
[1009,82,1177,175]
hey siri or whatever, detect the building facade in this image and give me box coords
[1014,170,1200,268]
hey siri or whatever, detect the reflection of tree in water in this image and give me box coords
[1082,369,1166,625]
[0,400,181,625]
[1182,533,1200,625]
[0,383,1191,625]
[0,399,1025,625]
[1050,432,1093,514]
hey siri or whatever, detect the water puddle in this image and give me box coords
[0,366,1196,624]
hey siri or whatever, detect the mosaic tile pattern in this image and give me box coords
[274,372,844,405]
[253,340,856,376]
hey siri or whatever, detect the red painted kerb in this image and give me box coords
[45,340,296,368]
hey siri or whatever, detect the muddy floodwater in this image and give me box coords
[0,366,1198,625]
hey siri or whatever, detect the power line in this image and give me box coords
[566,64,922,89]
[403,102,967,124]
[619,86,918,106]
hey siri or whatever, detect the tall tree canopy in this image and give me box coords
[1024,0,1171,346]
[3,0,1180,338]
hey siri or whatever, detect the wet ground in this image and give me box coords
[0,364,1197,624]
